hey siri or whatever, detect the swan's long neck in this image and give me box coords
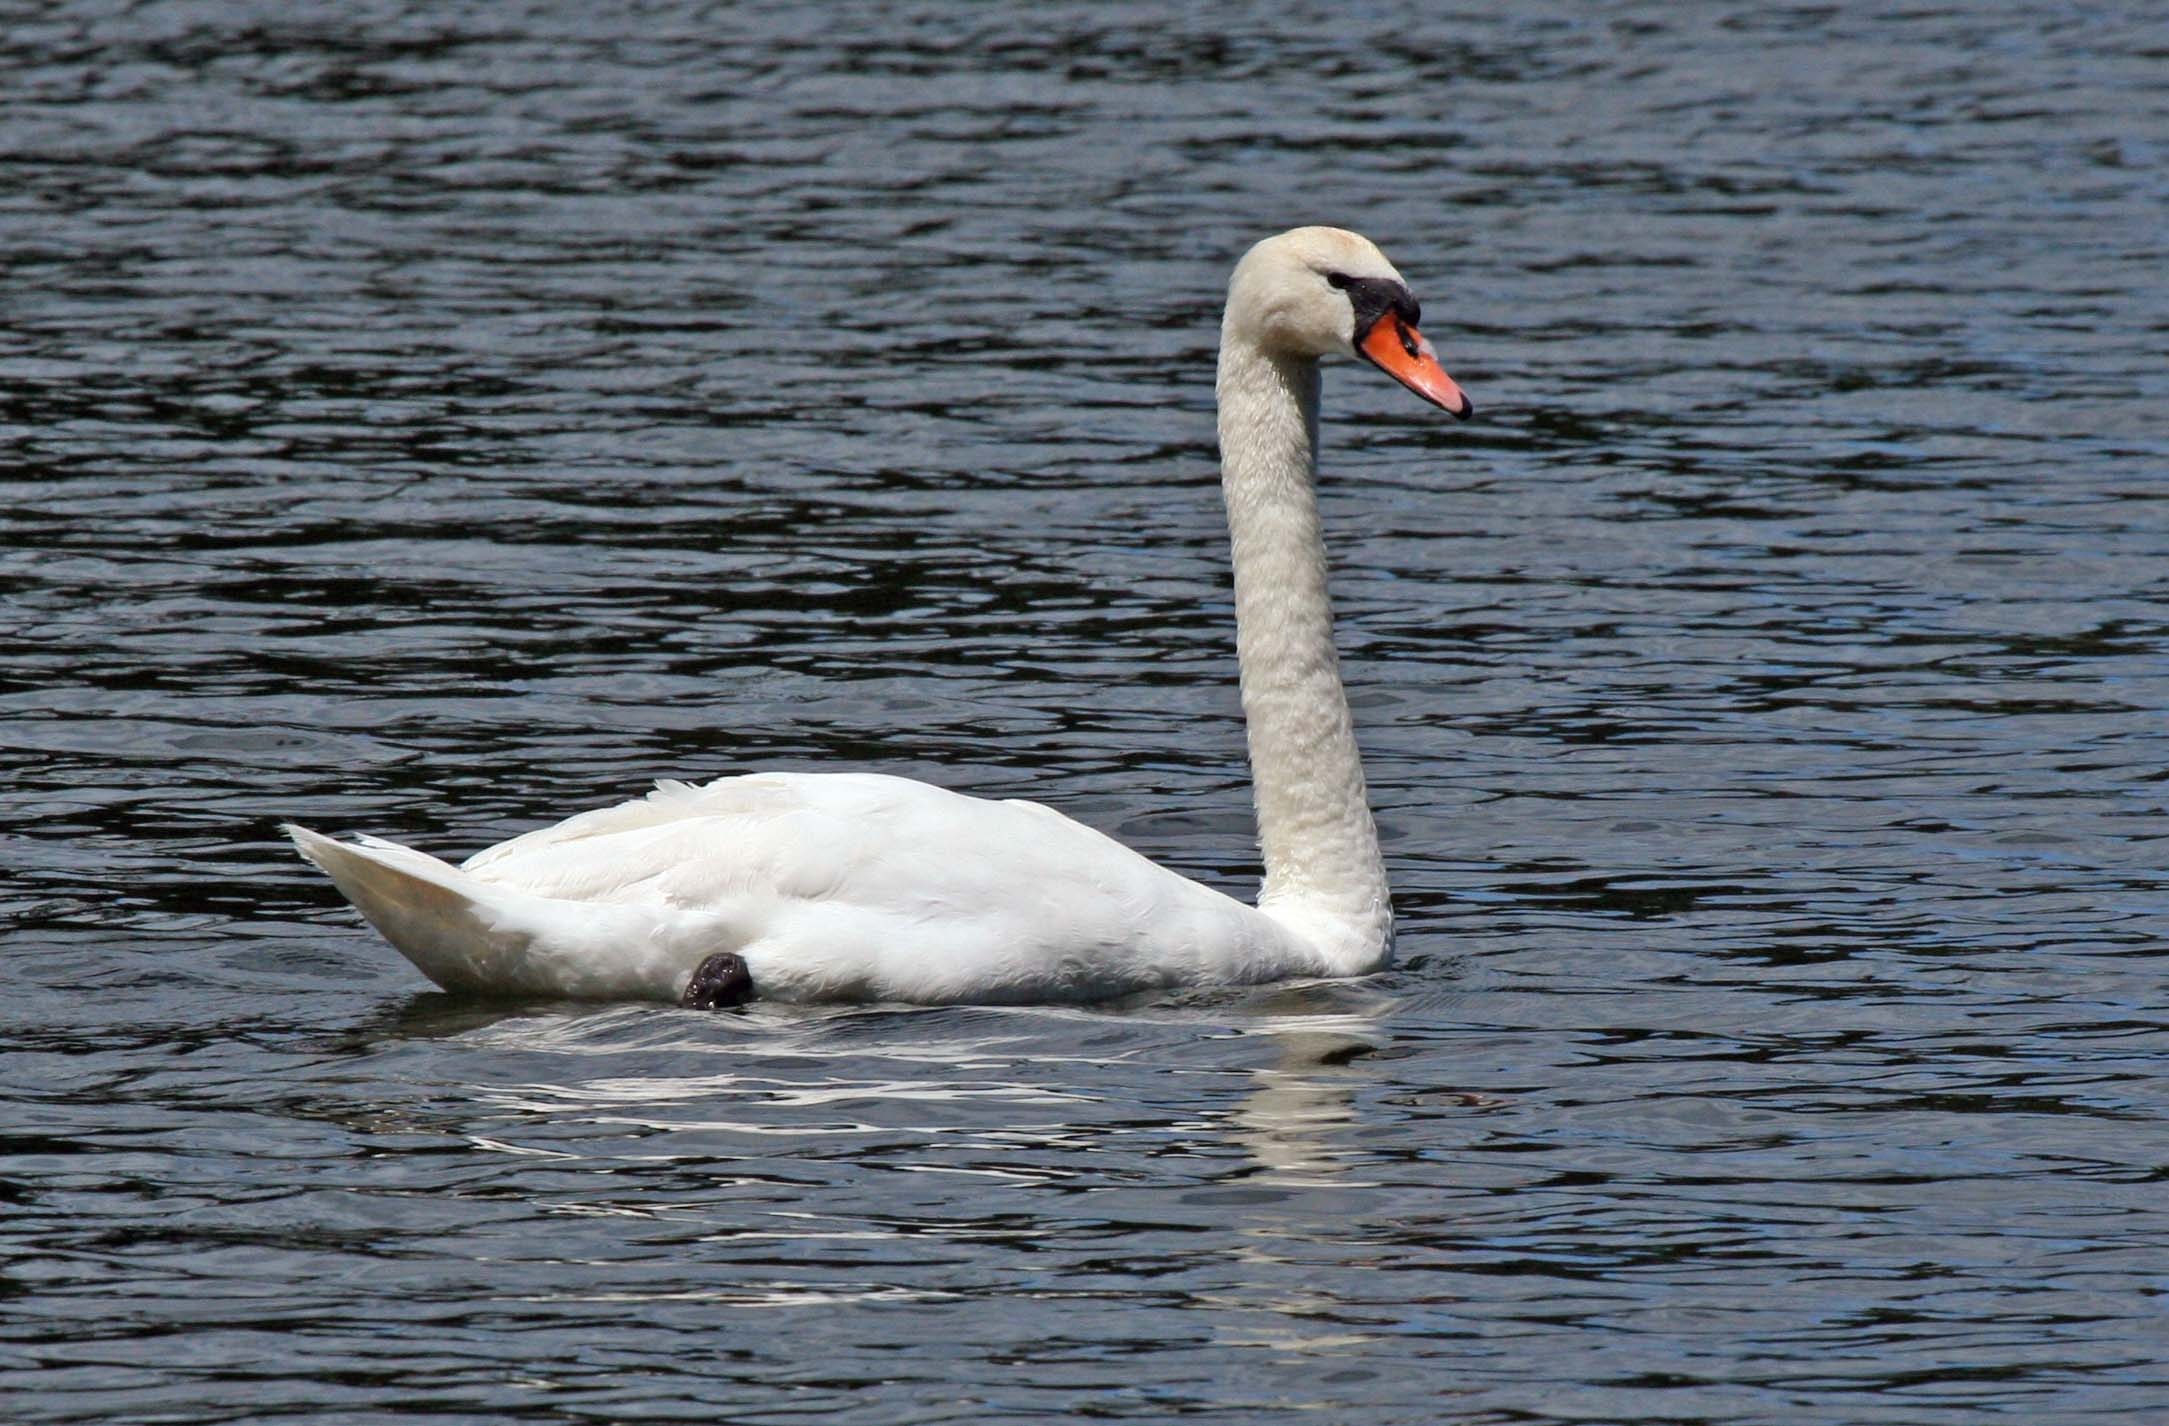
[1215,335,1392,973]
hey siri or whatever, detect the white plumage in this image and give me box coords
[288,227,1471,1006]
[291,774,1305,1004]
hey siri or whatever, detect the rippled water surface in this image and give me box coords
[5,2,2167,1422]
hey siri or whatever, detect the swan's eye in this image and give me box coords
[1322,272,1421,338]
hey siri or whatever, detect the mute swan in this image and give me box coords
[287,226,1471,1007]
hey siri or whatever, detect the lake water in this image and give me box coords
[4,3,2165,1422]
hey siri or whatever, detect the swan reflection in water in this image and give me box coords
[355,986,1496,1350]
[367,984,1403,1190]
[1225,1010,1389,1187]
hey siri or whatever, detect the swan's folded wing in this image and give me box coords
[455,770,1208,926]
[453,771,996,908]
[458,772,821,877]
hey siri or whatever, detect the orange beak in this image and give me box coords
[1359,315,1472,419]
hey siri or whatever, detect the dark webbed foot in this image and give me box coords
[680,951,755,1009]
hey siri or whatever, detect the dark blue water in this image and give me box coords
[4,3,2165,1421]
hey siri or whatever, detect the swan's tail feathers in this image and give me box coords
[284,824,733,1002]
[284,823,523,995]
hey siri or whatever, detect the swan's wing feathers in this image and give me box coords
[459,772,812,876]
[458,773,1172,912]
[451,774,905,906]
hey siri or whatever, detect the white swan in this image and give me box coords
[287,226,1471,1007]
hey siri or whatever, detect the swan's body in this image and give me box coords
[288,227,1470,1006]
[290,773,1322,1004]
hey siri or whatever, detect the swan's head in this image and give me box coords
[1224,226,1471,419]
